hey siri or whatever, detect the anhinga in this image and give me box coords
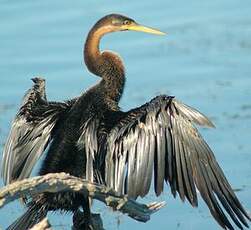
[1,14,250,230]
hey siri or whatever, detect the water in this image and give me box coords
[0,0,251,229]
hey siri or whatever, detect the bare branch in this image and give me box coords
[30,218,52,230]
[0,173,165,223]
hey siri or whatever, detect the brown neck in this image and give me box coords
[84,25,125,102]
[84,26,103,76]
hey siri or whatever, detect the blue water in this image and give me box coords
[0,1,251,229]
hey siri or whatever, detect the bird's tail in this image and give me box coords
[7,201,49,230]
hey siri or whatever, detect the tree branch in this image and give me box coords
[0,173,165,225]
[30,218,52,230]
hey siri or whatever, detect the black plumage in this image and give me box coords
[1,14,250,230]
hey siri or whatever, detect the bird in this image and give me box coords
[1,14,250,230]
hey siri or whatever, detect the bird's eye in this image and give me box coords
[123,20,131,25]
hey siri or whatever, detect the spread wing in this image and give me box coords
[1,77,75,185]
[104,95,250,230]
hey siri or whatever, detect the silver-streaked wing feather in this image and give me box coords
[104,95,249,230]
[1,77,73,184]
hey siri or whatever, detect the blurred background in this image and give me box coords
[0,0,251,229]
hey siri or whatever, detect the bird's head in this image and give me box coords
[93,14,166,36]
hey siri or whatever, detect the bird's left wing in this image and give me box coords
[104,95,250,230]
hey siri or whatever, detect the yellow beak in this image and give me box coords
[123,23,166,35]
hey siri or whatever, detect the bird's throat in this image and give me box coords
[84,27,102,76]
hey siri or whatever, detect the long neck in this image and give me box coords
[84,27,102,76]
[84,25,125,102]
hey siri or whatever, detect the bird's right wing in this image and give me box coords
[1,78,75,185]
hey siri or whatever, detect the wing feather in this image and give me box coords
[1,78,73,184]
[103,95,250,229]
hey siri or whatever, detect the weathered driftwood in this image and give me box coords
[30,218,52,230]
[0,173,165,228]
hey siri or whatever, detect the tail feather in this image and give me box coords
[7,202,48,230]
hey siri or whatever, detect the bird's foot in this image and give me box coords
[72,210,104,230]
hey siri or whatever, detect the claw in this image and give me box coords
[147,201,166,213]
